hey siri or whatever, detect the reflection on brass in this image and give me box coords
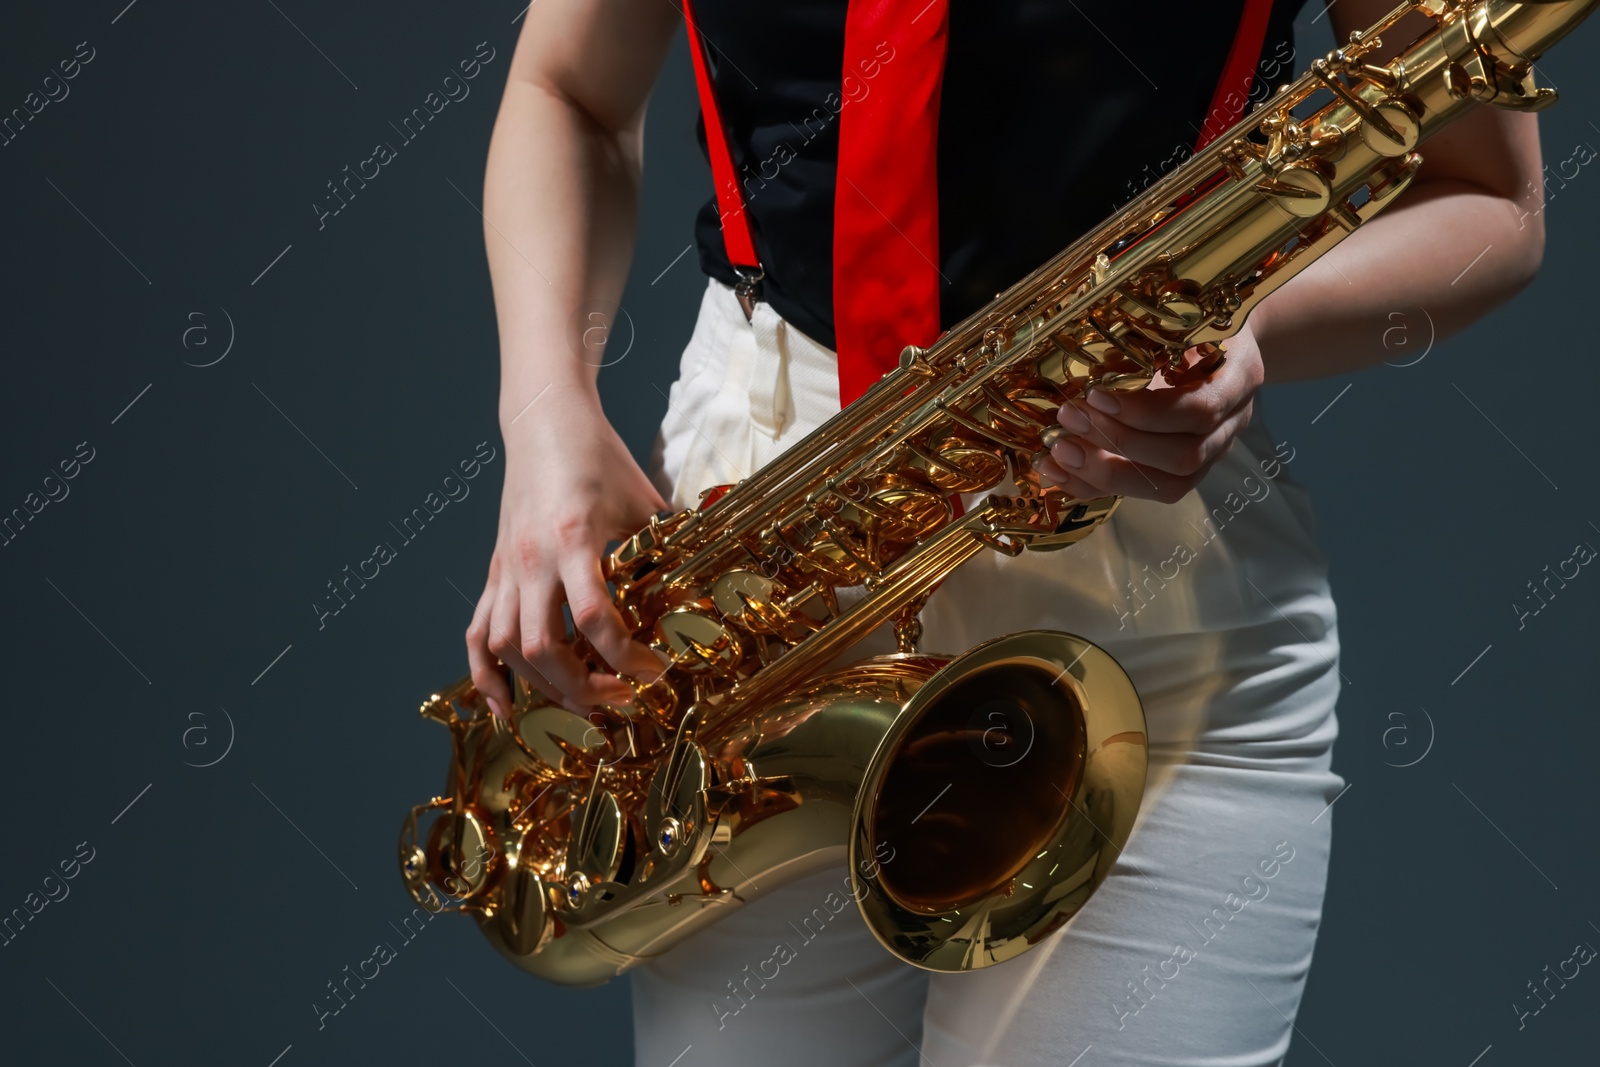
[401,0,1598,985]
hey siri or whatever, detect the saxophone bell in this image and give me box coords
[851,630,1146,971]
[401,630,1145,984]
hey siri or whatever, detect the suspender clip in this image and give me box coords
[733,268,765,323]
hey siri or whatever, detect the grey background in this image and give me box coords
[1,2,1596,1064]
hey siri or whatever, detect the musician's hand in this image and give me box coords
[465,385,669,720]
[1032,322,1266,504]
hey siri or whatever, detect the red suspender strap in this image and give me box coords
[831,1,951,406]
[682,0,761,272]
[683,0,1272,402]
[1194,0,1278,150]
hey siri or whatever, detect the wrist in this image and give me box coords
[1238,293,1283,352]
[499,373,603,438]
[499,381,608,470]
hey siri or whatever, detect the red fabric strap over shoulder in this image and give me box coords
[682,0,1276,406]
[831,1,951,406]
[682,0,760,270]
[1195,0,1278,150]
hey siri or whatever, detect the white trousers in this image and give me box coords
[636,279,1345,1067]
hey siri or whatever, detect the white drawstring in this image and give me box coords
[747,301,794,440]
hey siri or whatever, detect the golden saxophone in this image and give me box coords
[401,0,1596,985]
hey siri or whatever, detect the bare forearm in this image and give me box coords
[1249,175,1543,383]
[482,78,643,433]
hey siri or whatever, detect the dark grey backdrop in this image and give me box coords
[2,2,1597,1064]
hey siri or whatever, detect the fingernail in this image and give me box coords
[486,696,506,720]
[1052,439,1086,469]
[1086,389,1120,414]
[1059,404,1091,433]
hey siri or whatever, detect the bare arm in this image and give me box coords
[467,0,681,719]
[1038,0,1549,498]
[484,0,680,416]
[1250,0,1546,382]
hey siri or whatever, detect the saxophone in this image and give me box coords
[401,0,1595,985]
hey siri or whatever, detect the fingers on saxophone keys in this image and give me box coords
[560,555,665,688]
[466,581,514,720]
[1057,400,1218,480]
[1083,378,1232,436]
[520,582,630,715]
[1038,439,1193,504]
[1030,452,1107,501]
[481,581,565,712]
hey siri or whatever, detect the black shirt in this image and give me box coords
[689,0,1307,350]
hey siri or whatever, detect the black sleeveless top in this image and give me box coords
[689,0,1307,350]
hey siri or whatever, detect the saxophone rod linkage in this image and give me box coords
[658,7,1399,550]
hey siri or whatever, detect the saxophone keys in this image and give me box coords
[1359,100,1420,156]
[645,730,711,860]
[907,437,1007,493]
[656,608,743,675]
[563,784,626,898]
[1255,162,1333,217]
[711,569,783,632]
[425,806,496,902]
[1161,342,1228,387]
[495,866,555,957]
